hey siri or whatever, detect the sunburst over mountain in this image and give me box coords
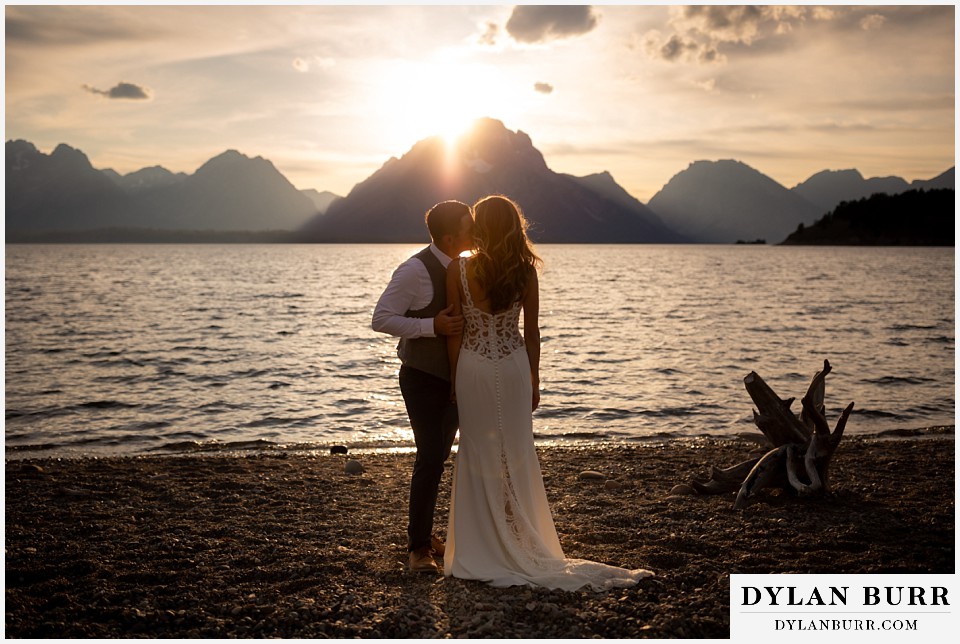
[301,118,684,243]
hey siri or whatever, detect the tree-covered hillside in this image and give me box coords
[781,189,954,246]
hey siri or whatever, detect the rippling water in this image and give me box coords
[4,244,954,458]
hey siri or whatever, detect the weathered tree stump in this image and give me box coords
[689,359,855,509]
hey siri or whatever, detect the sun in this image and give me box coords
[374,58,519,151]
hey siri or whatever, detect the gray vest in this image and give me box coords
[397,246,450,381]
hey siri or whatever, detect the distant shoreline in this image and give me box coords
[4,229,306,244]
[5,230,955,246]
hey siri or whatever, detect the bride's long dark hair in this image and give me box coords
[471,195,542,312]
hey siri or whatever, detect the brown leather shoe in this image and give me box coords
[430,534,446,557]
[408,546,438,573]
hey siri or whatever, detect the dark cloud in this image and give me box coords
[506,5,599,44]
[643,6,814,64]
[645,5,954,65]
[699,47,720,64]
[681,5,770,38]
[658,34,698,62]
[533,82,554,95]
[83,82,151,100]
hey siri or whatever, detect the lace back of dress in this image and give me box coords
[459,258,524,361]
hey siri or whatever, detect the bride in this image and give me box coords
[442,195,653,590]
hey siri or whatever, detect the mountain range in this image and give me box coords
[5,119,954,244]
[6,141,319,235]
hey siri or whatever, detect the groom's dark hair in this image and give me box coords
[425,200,470,242]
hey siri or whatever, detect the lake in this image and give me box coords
[4,244,954,459]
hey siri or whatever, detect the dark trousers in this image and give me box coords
[399,365,459,552]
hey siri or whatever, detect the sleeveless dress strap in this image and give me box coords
[459,258,474,308]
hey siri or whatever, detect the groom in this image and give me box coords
[372,200,473,573]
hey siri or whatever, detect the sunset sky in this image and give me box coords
[4,3,956,202]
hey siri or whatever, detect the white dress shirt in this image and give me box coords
[372,244,455,339]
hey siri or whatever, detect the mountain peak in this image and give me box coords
[6,139,41,172]
[793,167,910,211]
[6,139,39,154]
[457,117,512,142]
[302,120,681,243]
[912,167,955,191]
[50,143,94,169]
[452,117,545,174]
[205,149,250,165]
[803,168,865,183]
[686,159,764,177]
[649,159,821,243]
[195,149,274,177]
[117,165,186,191]
[580,170,615,182]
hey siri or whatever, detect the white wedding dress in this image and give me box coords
[444,259,653,590]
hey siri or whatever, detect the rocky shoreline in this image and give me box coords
[5,432,955,639]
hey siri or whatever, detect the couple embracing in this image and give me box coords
[372,196,653,591]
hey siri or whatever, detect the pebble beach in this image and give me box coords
[4,429,955,639]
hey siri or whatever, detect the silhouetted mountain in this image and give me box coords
[7,135,953,245]
[646,160,823,243]
[301,189,341,214]
[129,150,318,231]
[6,140,133,230]
[912,167,955,191]
[105,165,187,192]
[300,118,685,243]
[5,142,318,233]
[781,189,954,246]
[565,171,650,213]
[792,167,955,214]
[793,169,907,212]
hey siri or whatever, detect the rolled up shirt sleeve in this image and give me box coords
[371,260,436,339]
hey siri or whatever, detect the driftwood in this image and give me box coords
[689,359,855,509]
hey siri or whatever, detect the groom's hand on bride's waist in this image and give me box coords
[434,305,464,336]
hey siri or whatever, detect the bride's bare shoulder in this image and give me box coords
[462,255,479,277]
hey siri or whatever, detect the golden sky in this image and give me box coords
[4,3,956,201]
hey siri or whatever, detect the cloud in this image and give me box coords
[679,5,790,44]
[6,6,164,47]
[860,14,887,31]
[82,81,151,100]
[505,5,599,44]
[643,5,817,64]
[655,33,698,62]
[533,82,554,95]
[477,21,499,46]
[643,6,947,65]
[292,56,336,73]
[644,31,721,64]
